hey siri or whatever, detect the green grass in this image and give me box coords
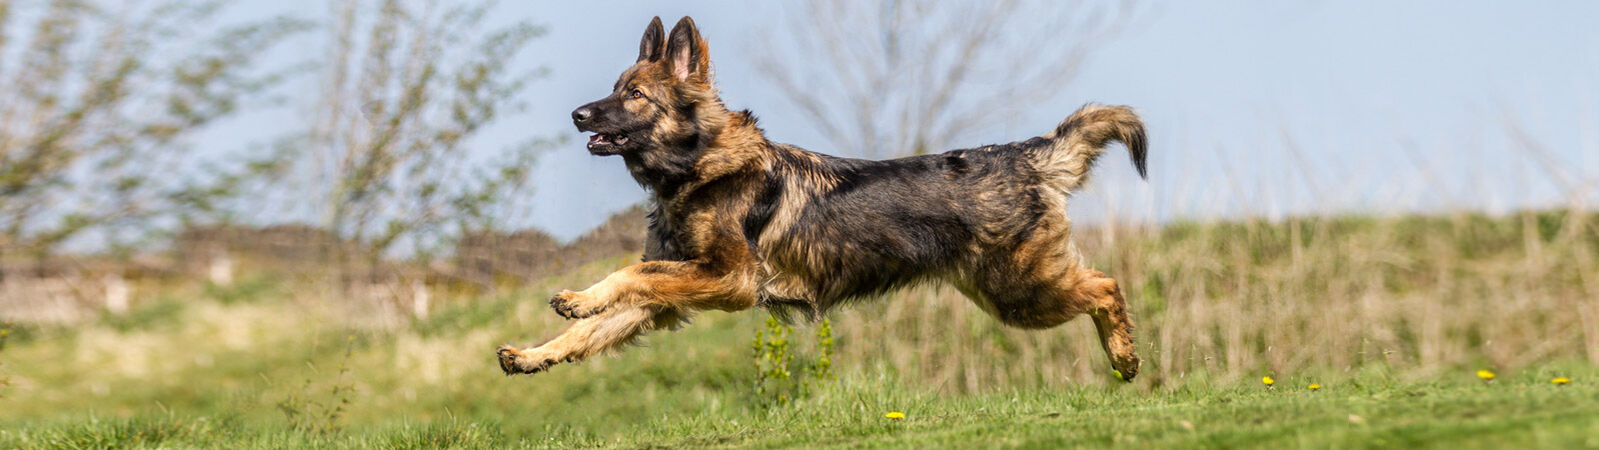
[4,370,1598,448]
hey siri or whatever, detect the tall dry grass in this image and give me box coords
[6,208,1595,393]
[827,211,1599,391]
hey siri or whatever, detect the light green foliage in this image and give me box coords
[302,0,553,264]
[0,0,307,255]
[752,315,839,407]
[810,318,836,384]
[751,315,795,406]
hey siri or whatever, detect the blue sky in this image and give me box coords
[216,1,1599,240]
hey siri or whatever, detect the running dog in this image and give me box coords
[498,16,1148,381]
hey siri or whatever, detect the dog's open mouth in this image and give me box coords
[587,133,629,153]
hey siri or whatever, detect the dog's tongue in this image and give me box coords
[588,134,607,145]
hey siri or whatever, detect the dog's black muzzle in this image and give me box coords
[572,99,630,155]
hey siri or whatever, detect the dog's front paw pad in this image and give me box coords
[497,346,556,375]
[549,291,606,319]
[496,346,524,375]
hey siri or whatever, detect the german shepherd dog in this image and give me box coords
[497,16,1148,381]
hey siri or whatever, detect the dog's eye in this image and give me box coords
[630,89,643,99]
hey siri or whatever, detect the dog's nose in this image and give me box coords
[572,107,593,124]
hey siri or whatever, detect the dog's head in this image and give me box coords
[572,16,715,156]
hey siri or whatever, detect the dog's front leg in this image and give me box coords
[548,260,758,319]
[497,305,679,375]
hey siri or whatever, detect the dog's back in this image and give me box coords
[751,105,1147,318]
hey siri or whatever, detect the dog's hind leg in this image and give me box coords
[968,261,1141,381]
[1078,270,1140,381]
[497,305,682,375]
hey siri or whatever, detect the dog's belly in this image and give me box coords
[757,270,818,305]
[753,228,957,310]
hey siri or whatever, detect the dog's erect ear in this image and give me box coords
[638,16,665,63]
[665,16,709,83]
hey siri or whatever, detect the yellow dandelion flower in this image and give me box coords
[885,411,905,420]
[1551,377,1571,385]
[1308,383,1322,391]
[1262,376,1275,387]
[1477,370,1496,381]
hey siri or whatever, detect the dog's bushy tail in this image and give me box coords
[1032,104,1148,192]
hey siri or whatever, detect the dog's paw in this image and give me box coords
[1112,355,1142,383]
[548,290,607,319]
[497,345,558,376]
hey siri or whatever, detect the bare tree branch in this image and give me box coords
[753,0,1144,158]
[297,0,549,263]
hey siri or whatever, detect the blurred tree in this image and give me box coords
[753,0,1144,159]
[0,0,306,272]
[293,0,550,266]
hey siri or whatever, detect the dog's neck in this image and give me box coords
[627,96,768,203]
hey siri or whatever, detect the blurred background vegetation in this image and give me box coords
[1,0,1597,447]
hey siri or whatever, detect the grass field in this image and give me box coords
[5,374,1599,449]
[2,211,1597,448]
[6,342,1599,449]
[5,301,1598,450]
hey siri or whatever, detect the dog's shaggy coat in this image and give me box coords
[497,16,1148,381]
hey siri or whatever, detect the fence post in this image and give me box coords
[208,250,234,286]
[104,273,130,314]
[411,279,429,319]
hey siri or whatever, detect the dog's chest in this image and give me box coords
[642,205,690,262]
